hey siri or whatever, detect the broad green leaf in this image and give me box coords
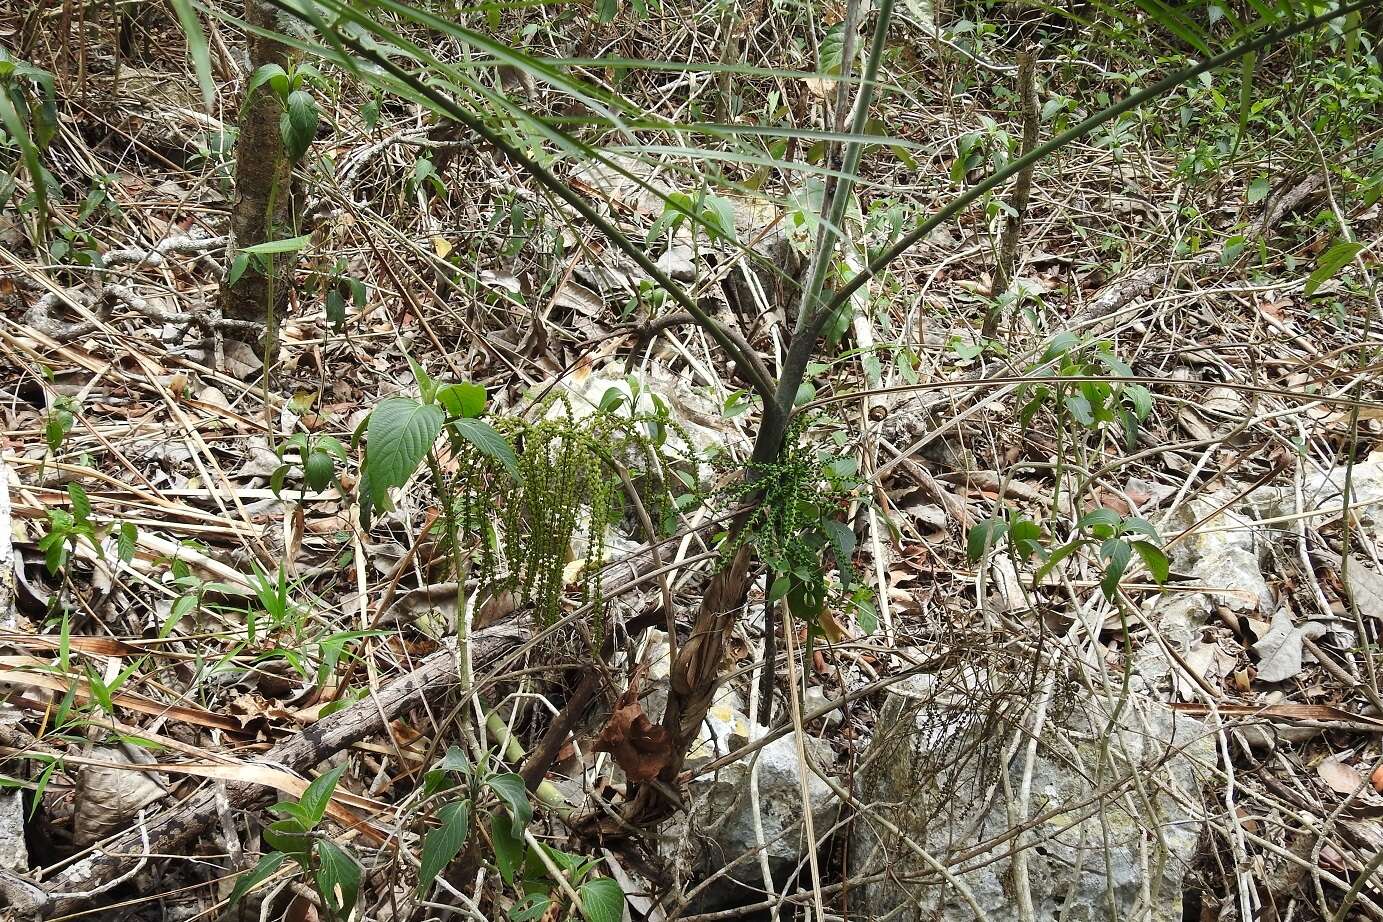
[1131,540,1171,583]
[227,851,287,908]
[242,235,312,256]
[167,0,215,111]
[1077,508,1122,533]
[1033,539,1084,586]
[966,518,1008,564]
[365,398,444,509]
[248,63,289,99]
[1232,51,1256,154]
[160,593,198,639]
[416,800,471,896]
[1063,393,1094,427]
[435,382,486,419]
[0,88,47,232]
[300,764,346,828]
[509,893,552,922]
[1304,240,1364,296]
[768,575,791,604]
[822,518,856,565]
[315,839,361,919]
[117,522,137,564]
[579,876,626,922]
[485,772,532,839]
[450,418,518,478]
[1121,517,1160,540]
[281,90,319,162]
[304,450,335,492]
[489,811,524,884]
[820,21,847,74]
[1246,176,1271,204]
[1040,332,1080,363]
[263,817,311,857]
[67,482,91,522]
[1123,384,1154,420]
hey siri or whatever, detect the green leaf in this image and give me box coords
[768,574,791,604]
[822,518,856,565]
[1131,540,1171,583]
[326,288,346,329]
[485,772,532,839]
[1232,50,1256,155]
[1077,508,1122,533]
[1063,393,1094,427]
[160,593,198,638]
[509,893,552,922]
[166,0,214,111]
[579,876,626,922]
[364,398,444,510]
[1033,539,1084,586]
[1123,384,1154,420]
[263,817,311,857]
[1247,176,1271,204]
[450,418,519,479]
[242,235,312,256]
[116,521,137,564]
[281,90,319,162]
[247,63,289,99]
[435,382,487,419]
[416,800,471,896]
[300,764,346,829]
[1040,331,1080,363]
[1304,240,1364,296]
[67,482,91,522]
[489,811,524,885]
[315,839,361,920]
[0,86,48,229]
[227,851,287,908]
[820,20,847,74]
[1121,516,1160,540]
[304,450,336,492]
[966,518,1008,564]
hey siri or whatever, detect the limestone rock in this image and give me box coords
[664,726,839,911]
[852,671,1213,921]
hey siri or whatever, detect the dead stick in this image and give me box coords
[983,46,1038,340]
[31,621,529,917]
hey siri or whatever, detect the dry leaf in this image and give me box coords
[74,748,168,846]
[593,673,674,783]
[1318,759,1365,795]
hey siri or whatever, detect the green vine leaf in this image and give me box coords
[416,800,471,896]
[1304,240,1364,296]
[227,851,287,908]
[315,839,361,920]
[364,398,444,510]
[485,772,532,839]
[578,876,626,922]
[450,418,518,478]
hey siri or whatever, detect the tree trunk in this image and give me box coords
[219,0,295,351]
[623,544,752,827]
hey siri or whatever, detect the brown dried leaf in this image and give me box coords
[592,700,674,783]
[1318,759,1365,795]
[73,748,168,846]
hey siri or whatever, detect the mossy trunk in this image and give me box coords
[219,0,295,353]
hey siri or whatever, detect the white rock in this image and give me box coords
[1170,492,1273,612]
[666,725,839,911]
[852,674,1213,922]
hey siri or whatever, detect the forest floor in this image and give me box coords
[2,4,1383,921]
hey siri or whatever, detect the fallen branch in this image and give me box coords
[24,620,529,918]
